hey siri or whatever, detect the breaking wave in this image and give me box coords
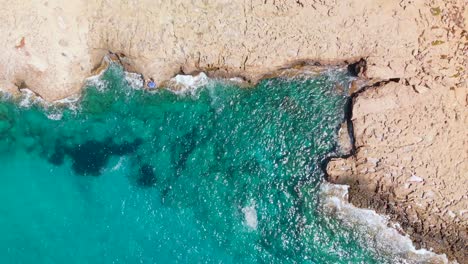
[319,182,449,264]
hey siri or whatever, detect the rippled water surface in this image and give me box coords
[0,65,401,263]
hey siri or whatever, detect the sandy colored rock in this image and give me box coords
[328,0,467,262]
[2,0,422,101]
[0,0,467,262]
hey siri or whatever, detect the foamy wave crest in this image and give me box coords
[46,95,81,120]
[242,201,258,230]
[53,94,81,108]
[15,88,82,120]
[124,72,144,90]
[18,89,46,108]
[45,112,63,120]
[167,72,209,95]
[0,91,13,103]
[323,67,349,81]
[319,182,451,264]
[86,74,109,92]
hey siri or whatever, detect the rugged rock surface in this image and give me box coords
[2,0,423,100]
[328,0,467,262]
[328,81,467,262]
[1,0,466,262]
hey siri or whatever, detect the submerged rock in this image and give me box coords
[137,164,157,187]
[50,138,142,176]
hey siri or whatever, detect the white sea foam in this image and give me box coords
[83,56,112,92]
[86,74,109,92]
[53,94,81,113]
[0,91,12,101]
[46,94,81,120]
[125,72,144,90]
[319,182,451,264]
[242,202,258,230]
[167,72,209,95]
[46,112,63,120]
[13,87,82,120]
[53,94,81,105]
[18,88,45,108]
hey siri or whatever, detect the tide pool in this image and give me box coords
[0,65,410,263]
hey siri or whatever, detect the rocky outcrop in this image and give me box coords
[328,82,467,262]
[327,1,467,261]
[1,0,466,262]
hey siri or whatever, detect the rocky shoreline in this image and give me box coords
[325,1,467,260]
[327,74,467,263]
[1,0,466,262]
[327,76,467,262]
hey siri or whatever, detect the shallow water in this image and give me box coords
[0,65,435,263]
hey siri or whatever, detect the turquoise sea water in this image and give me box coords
[0,65,398,263]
